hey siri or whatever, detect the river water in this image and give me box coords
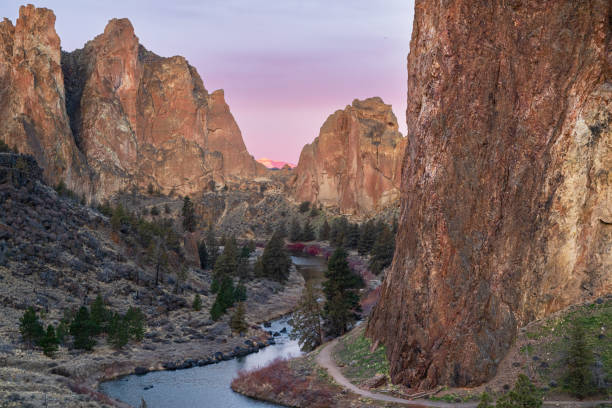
[99,255,327,408]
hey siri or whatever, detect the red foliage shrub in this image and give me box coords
[305,245,321,256]
[286,243,305,253]
[232,358,335,408]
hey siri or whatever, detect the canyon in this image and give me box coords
[0,5,404,218]
[367,0,611,390]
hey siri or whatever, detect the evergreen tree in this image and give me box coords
[330,217,348,247]
[319,219,330,241]
[289,283,323,352]
[301,220,315,241]
[181,196,197,232]
[323,247,362,336]
[39,325,59,357]
[210,277,235,320]
[70,306,96,351]
[564,319,594,399]
[345,223,360,249]
[19,307,44,346]
[260,232,292,282]
[125,307,145,341]
[289,218,302,242]
[298,201,311,213]
[368,225,395,274]
[192,294,202,311]
[358,220,376,255]
[477,392,494,408]
[213,235,239,281]
[234,283,247,302]
[198,240,208,269]
[90,294,110,335]
[496,374,542,408]
[108,312,129,349]
[230,302,248,334]
[275,223,287,239]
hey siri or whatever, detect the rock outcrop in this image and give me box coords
[368,0,611,389]
[291,97,406,216]
[1,5,264,202]
[0,5,92,197]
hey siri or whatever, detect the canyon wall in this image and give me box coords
[368,0,611,389]
[291,97,406,216]
[1,5,264,202]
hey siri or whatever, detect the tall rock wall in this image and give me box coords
[368,0,611,389]
[0,5,92,197]
[0,5,264,202]
[292,97,406,216]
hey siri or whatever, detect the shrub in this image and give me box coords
[298,201,310,213]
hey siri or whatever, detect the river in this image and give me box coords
[99,255,327,408]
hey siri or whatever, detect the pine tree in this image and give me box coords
[345,223,360,249]
[19,307,44,346]
[213,235,239,281]
[289,283,323,351]
[477,392,494,408]
[125,307,145,341]
[181,196,197,232]
[90,294,110,335]
[39,325,59,357]
[210,277,236,320]
[319,219,330,241]
[564,319,594,399]
[368,225,395,274]
[323,247,362,336]
[108,312,129,349]
[301,220,315,241]
[289,218,302,242]
[206,224,219,268]
[330,217,348,247]
[198,240,208,269]
[358,220,376,255]
[230,302,248,334]
[70,306,96,351]
[496,374,542,408]
[260,231,292,282]
[192,294,202,311]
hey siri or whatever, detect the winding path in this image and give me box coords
[315,339,611,408]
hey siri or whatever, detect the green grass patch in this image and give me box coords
[333,328,390,383]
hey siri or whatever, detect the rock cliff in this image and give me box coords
[291,97,406,216]
[367,0,611,389]
[1,5,264,202]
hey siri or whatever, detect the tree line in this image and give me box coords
[19,295,145,357]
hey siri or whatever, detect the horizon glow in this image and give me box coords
[0,1,414,163]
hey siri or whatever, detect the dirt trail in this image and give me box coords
[315,339,611,408]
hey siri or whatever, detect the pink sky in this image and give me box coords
[1,1,414,163]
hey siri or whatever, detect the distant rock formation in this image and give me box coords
[257,158,296,170]
[368,0,611,390]
[291,97,406,216]
[1,5,265,202]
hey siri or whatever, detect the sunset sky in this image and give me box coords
[1,1,414,163]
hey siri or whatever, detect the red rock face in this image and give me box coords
[0,5,91,196]
[292,97,406,216]
[367,0,611,389]
[0,6,263,202]
[62,18,265,201]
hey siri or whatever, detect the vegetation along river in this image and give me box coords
[99,255,327,408]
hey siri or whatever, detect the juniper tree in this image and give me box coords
[323,247,363,336]
[301,219,315,241]
[90,294,110,335]
[495,374,542,408]
[368,225,395,274]
[564,318,595,399]
[289,218,302,242]
[19,307,44,346]
[181,196,197,232]
[70,306,96,351]
[230,302,248,334]
[260,231,292,282]
[39,325,59,357]
[192,294,202,311]
[289,283,323,351]
[319,219,330,241]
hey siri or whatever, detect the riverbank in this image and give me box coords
[0,267,305,408]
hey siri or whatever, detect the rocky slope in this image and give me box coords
[291,97,406,216]
[0,153,304,406]
[368,0,611,390]
[0,5,265,203]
